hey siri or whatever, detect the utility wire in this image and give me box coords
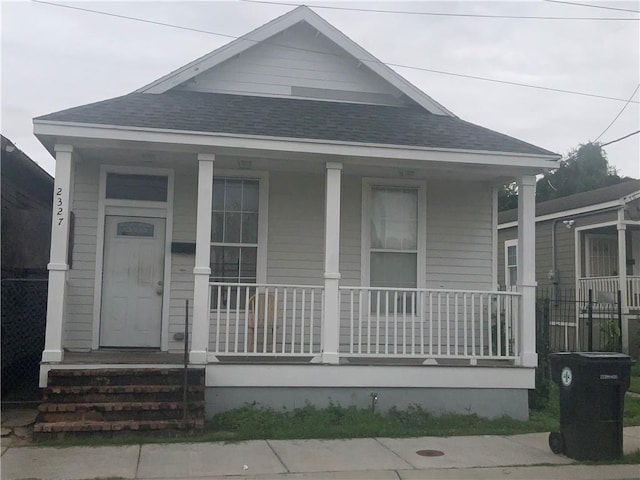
[594,83,640,142]
[600,129,640,146]
[243,0,639,20]
[32,0,639,104]
[543,0,640,14]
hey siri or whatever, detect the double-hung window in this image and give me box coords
[362,179,426,312]
[210,177,260,307]
[504,239,518,288]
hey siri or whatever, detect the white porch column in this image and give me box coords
[42,145,75,363]
[190,154,215,364]
[517,175,537,367]
[322,162,342,364]
[618,209,629,353]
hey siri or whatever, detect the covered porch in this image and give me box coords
[36,133,552,376]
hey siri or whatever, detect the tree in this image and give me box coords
[536,142,621,203]
[497,142,622,211]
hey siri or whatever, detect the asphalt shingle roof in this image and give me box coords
[36,91,556,156]
[498,179,640,224]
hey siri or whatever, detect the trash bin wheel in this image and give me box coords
[548,431,564,454]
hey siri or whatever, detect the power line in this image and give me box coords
[243,0,639,20]
[600,129,640,146]
[543,0,640,14]
[594,83,640,142]
[31,0,639,105]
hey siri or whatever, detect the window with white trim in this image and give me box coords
[362,179,426,313]
[586,234,618,277]
[504,239,518,288]
[211,177,259,307]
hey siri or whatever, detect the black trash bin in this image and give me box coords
[548,352,632,461]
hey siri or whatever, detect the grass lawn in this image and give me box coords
[629,362,640,395]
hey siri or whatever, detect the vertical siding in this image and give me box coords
[179,23,402,104]
[64,161,99,350]
[425,182,493,290]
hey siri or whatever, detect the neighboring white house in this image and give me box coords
[34,6,559,419]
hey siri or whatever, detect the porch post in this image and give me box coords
[42,144,75,363]
[190,154,215,364]
[617,209,629,353]
[322,162,342,364]
[517,175,537,367]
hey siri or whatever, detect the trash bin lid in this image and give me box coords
[568,352,632,364]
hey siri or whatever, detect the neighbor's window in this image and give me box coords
[586,234,618,277]
[505,240,518,288]
[210,178,259,307]
[105,173,168,202]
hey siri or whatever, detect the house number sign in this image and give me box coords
[56,187,64,226]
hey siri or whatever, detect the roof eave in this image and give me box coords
[33,119,560,170]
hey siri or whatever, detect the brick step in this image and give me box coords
[43,385,204,404]
[38,401,204,423]
[33,418,205,440]
[47,368,204,387]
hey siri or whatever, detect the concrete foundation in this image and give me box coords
[205,387,529,420]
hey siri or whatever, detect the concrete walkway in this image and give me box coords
[1,427,639,480]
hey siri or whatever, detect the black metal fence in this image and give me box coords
[537,287,622,353]
[1,278,47,402]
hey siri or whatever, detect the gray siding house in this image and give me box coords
[35,6,559,419]
[498,179,640,358]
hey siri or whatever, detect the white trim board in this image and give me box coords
[92,165,175,351]
[135,6,453,116]
[498,200,627,230]
[34,121,560,169]
[205,364,535,389]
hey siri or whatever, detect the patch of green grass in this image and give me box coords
[629,362,640,394]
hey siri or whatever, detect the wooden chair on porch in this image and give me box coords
[247,293,276,352]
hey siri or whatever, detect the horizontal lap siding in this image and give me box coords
[267,171,325,285]
[169,168,197,352]
[425,182,493,290]
[180,23,401,104]
[65,161,99,350]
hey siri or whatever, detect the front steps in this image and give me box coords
[34,368,205,439]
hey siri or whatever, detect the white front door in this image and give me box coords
[100,216,165,347]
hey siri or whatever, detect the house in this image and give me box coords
[1,134,52,396]
[34,6,560,421]
[1,134,54,279]
[497,179,640,358]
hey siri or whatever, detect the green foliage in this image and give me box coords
[498,142,623,211]
[536,142,621,203]
[600,320,622,352]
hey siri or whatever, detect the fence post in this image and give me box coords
[617,290,623,352]
[588,289,593,352]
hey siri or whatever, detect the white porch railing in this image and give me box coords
[208,283,324,356]
[339,287,521,360]
[578,276,640,308]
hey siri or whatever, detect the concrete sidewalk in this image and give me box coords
[1,427,639,480]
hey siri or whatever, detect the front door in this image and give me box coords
[100,216,165,347]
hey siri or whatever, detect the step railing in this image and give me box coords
[208,283,324,356]
[339,287,521,360]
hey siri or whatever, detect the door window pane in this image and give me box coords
[371,187,417,250]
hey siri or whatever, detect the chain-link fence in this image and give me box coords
[1,278,47,403]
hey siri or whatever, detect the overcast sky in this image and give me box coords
[2,0,639,178]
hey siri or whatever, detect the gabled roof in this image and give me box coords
[136,6,453,116]
[498,178,640,224]
[35,91,557,156]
